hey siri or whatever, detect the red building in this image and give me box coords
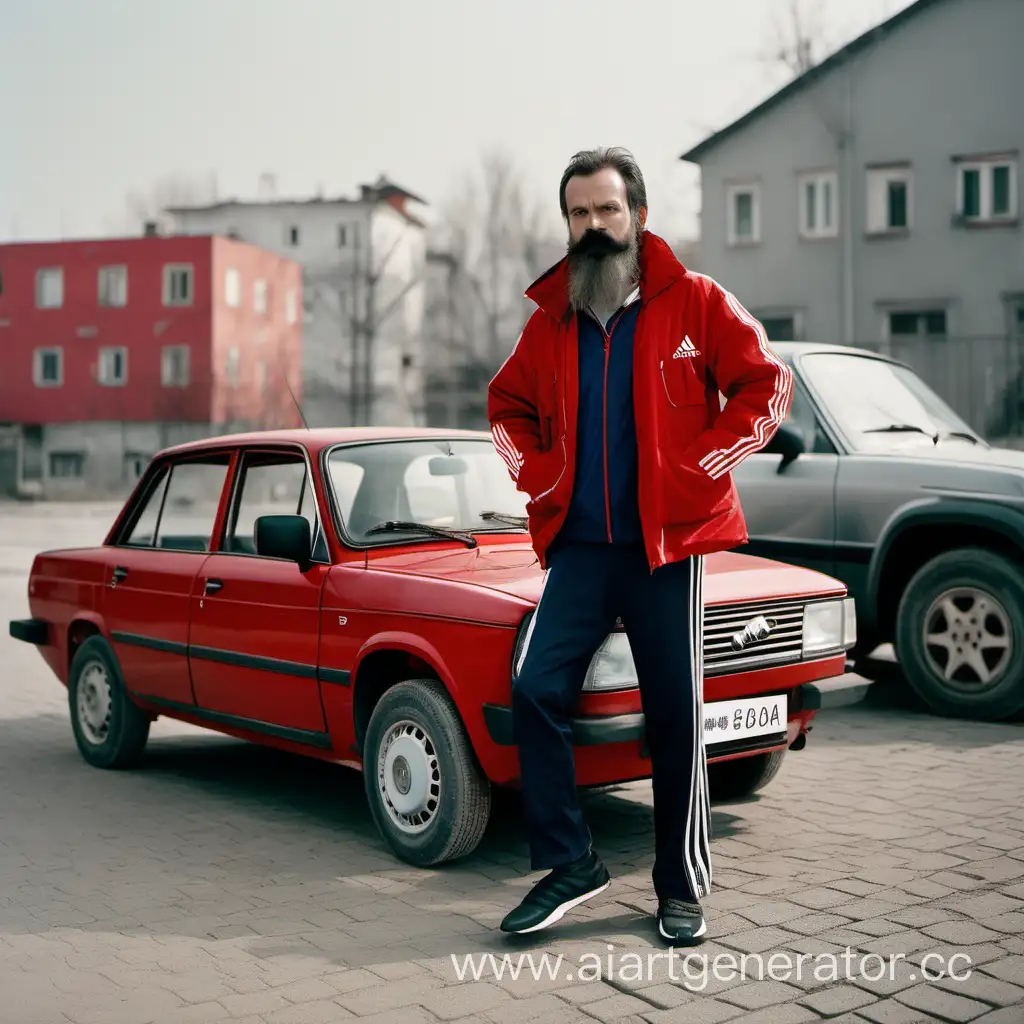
[0,234,302,497]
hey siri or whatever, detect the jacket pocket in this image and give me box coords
[520,442,566,507]
[657,404,733,526]
[660,356,706,408]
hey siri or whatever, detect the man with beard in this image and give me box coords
[488,147,792,944]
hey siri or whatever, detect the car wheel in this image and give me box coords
[895,548,1024,721]
[707,749,786,801]
[363,678,491,867]
[68,636,150,769]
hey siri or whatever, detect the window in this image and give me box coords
[225,452,320,556]
[338,225,347,247]
[225,267,241,308]
[798,171,838,238]
[759,316,798,341]
[253,279,268,315]
[288,225,300,246]
[34,347,63,387]
[124,451,150,480]
[285,288,298,325]
[122,457,230,550]
[163,264,193,306]
[226,346,240,387]
[726,183,760,245]
[98,265,127,307]
[867,166,912,233]
[888,309,947,338]
[49,452,84,479]
[161,345,190,387]
[36,268,63,308]
[956,156,1018,223]
[98,346,128,386]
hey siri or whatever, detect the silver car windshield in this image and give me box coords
[324,438,529,543]
[800,353,983,453]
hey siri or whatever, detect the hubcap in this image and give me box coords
[377,720,441,835]
[77,661,112,744]
[922,587,1013,692]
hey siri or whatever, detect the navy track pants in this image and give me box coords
[511,541,712,902]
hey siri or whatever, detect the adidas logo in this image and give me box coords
[672,335,699,359]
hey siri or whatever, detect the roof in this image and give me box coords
[680,0,946,163]
[156,425,490,458]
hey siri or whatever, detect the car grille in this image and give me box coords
[703,598,805,676]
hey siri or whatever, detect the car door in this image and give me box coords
[730,377,840,579]
[187,446,329,738]
[103,453,232,706]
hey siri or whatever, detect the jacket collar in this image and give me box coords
[525,230,688,321]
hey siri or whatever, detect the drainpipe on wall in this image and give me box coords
[841,73,855,346]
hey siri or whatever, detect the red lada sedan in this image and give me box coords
[9,428,856,866]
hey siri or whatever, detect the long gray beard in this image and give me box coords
[567,231,641,313]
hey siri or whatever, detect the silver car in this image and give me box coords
[733,342,1024,722]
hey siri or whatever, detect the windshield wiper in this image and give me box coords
[365,520,478,548]
[937,430,982,445]
[862,423,939,443]
[479,511,529,530]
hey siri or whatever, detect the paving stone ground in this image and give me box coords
[2,504,1023,1024]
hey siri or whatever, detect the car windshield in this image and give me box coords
[324,438,529,543]
[799,353,984,453]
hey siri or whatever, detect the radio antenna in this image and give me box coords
[285,377,310,430]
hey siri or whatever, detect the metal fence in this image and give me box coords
[852,334,1024,443]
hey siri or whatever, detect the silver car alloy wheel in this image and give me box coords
[923,586,1013,691]
[77,660,112,745]
[377,719,441,835]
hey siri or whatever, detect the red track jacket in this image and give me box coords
[488,231,793,571]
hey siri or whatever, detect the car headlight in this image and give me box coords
[582,633,638,692]
[803,598,857,657]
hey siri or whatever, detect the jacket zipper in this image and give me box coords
[602,331,613,543]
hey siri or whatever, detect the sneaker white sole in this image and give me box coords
[510,879,611,934]
[658,916,707,942]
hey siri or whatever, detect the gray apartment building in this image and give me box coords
[681,0,1023,435]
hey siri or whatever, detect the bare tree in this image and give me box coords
[766,0,829,77]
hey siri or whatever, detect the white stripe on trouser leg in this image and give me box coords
[694,555,712,892]
[683,555,712,899]
[516,570,549,677]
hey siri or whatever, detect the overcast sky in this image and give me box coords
[1,0,914,244]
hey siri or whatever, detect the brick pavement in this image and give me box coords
[2,504,1023,1023]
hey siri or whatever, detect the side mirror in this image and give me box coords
[764,423,806,473]
[254,514,312,570]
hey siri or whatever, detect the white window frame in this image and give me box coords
[726,182,761,246]
[797,170,838,239]
[226,346,240,388]
[225,267,241,308]
[253,279,268,315]
[161,344,190,387]
[956,155,1018,223]
[285,288,298,325]
[98,265,128,307]
[866,166,913,234]
[36,267,63,308]
[97,346,128,387]
[34,347,63,387]
[163,263,194,307]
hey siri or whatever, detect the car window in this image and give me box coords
[122,457,229,550]
[225,451,326,559]
[786,380,835,454]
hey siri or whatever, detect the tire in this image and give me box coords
[68,636,150,769]
[363,679,491,867]
[707,749,786,802]
[895,548,1024,721]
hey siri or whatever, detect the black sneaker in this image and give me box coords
[500,849,610,934]
[657,898,707,945]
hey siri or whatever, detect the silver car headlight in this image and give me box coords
[803,598,857,657]
[582,633,638,692]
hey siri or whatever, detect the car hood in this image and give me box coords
[367,540,846,607]
[862,441,1024,497]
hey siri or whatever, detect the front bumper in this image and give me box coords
[9,618,49,646]
[483,681,826,750]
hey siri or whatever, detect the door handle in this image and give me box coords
[110,565,128,588]
[204,578,224,595]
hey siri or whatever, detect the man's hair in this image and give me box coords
[558,147,648,220]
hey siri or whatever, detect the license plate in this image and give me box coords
[703,694,787,746]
